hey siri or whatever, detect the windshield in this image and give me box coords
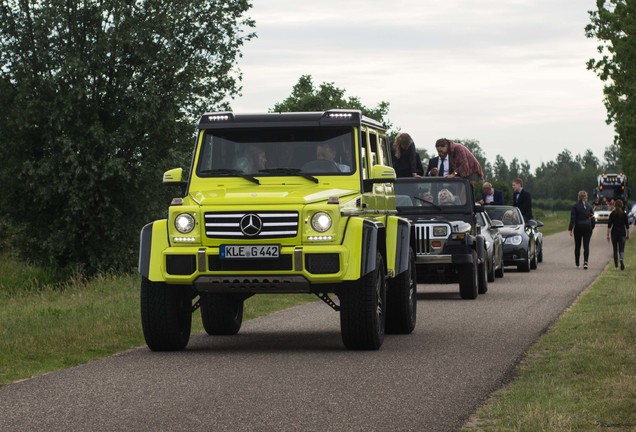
[394,180,468,208]
[484,206,523,225]
[196,127,355,177]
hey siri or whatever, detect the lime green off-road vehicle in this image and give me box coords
[138,110,416,351]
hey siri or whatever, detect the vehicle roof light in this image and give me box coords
[207,115,230,121]
[328,113,353,119]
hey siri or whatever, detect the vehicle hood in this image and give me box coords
[497,225,525,237]
[188,183,359,206]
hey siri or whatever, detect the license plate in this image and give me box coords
[220,245,280,259]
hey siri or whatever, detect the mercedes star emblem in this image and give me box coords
[240,214,263,236]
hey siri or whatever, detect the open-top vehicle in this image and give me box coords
[393,177,489,299]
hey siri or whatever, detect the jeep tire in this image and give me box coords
[140,277,192,351]
[200,293,244,335]
[386,248,417,334]
[340,252,386,350]
[459,252,479,300]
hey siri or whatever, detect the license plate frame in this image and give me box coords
[220,244,280,259]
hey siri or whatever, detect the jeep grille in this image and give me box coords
[204,211,299,239]
[414,223,451,255]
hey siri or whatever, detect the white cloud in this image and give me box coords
[232,0,614,171]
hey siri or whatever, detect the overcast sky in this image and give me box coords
[230,0,614,172]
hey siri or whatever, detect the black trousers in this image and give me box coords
[611,235,626,266]
[573,224,593,266]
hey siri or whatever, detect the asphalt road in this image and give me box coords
[0,230,610,432]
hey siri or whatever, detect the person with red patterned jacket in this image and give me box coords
[433,138,483,182]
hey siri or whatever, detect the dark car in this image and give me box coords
[475,210,505,281]
[483,205,539,272]
[394,177,489,299]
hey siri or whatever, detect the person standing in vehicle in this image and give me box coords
[432,138,483,181]
[607,199,630,270]
[391,132,422,178]
[512,178,533,221]
[568,190,594,269]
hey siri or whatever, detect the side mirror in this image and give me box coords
[163,168,185,185]
[491,219,504,229]
[526,220,537,228]
[363,165,396,192]
[370,164,396,180]
[162,168,188,196]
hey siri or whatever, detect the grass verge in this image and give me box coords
[0,266,315,386]
[461,238,636,431]
[535,210,569,237]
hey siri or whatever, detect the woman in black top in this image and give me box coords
[391,132,422,178]
[607,199,630,270]
[568,190,594,269]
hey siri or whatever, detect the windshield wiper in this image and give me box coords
[413,196,442,211]
[198,169,260,185]
[258,168,319,183]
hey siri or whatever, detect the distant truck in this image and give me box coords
[138,110,416,351]
[595,172,629,206]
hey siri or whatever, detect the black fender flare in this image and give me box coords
[361,220,381,277]
[138,222,154,279]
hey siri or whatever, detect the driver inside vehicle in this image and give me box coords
[502,209,519,225]
[316,142,350,172]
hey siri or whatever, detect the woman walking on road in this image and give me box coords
[568,190,595,269]
[607,199,630,270]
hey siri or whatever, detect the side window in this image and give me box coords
[377,135,389,166]
[360,129,368,178]
[369,132,378,167]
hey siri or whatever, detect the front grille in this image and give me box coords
[204,211,299,239]
[414,223,451,255]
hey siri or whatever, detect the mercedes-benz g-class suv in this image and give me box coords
[139,110,416,351]
[393,177,488,299]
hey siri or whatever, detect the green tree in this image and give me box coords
[271,75,392,128]
[492,155,510,182]
[0,0,255,274]
[455,138,492,179]
[603,141,622,172]
[586,1,636,177]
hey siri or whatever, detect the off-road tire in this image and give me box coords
[459,252,479,299]
[340,252,386,350]
[140,277,192,351]
[200,293,244,335]
[386,248,417,334]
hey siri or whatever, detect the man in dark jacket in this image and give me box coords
[480,182,504,205]
[426,155,452,177]
[512,178,533,221]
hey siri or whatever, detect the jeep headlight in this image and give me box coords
[174,213,195,234]
[433,226,448,237]
[311,212,332,232]
[504,235,522,245]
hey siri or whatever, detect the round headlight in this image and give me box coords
[311,212,332,232]
[175,213,195,234]
[505,235,522,245]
